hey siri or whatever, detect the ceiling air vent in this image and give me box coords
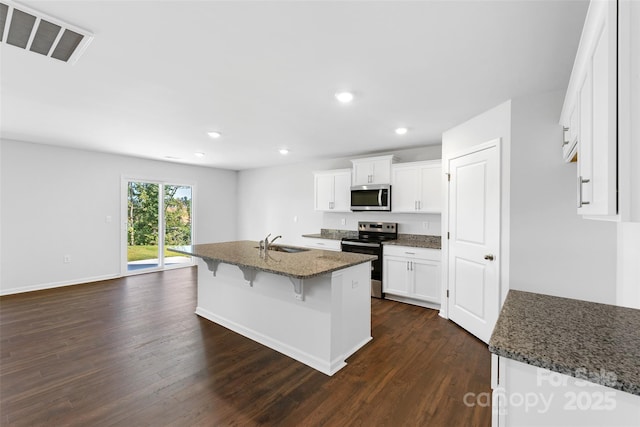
[0,0,93,64]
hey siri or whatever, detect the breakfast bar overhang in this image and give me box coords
[170,241,376,375]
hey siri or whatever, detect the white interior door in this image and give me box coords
[447,141,500,343]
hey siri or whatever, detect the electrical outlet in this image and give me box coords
[422,221,429,229]
[293,215,298,223]
[63,255,71,263]
[341,218,346,226]
[105,215,112,223]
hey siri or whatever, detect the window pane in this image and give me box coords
[127,182,160,271]
[164,185,192,266]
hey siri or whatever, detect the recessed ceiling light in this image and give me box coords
[194,152,205,158]
[395,127,408,135]
[164,156,182,160]
[335,92,354,103]
[207,131,222,139]
[279,148,289,155]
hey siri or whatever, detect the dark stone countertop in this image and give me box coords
[303,230,441,250]
[489,290,640,396]
[383,234,441,249]
[169,241,376,279]
[302,229,357,241]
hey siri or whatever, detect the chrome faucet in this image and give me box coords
[268,235,282,248]
[260,234,282,258]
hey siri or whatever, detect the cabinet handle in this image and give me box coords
[562,127,570,146]
[578,175,590,208]
[417,200,421,210]
[405,252,415,255]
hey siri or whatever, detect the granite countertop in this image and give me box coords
[489,290,640,396]
[169,241,376,279]
[383,234,441,249]
[302,230,442,249]
[302,229,357,241]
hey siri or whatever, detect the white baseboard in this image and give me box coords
[384,294,441,311]
[195,306,355,376]
[342,336,373,361]
[0,273,120,296]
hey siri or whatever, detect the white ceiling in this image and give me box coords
[1,0,589,170]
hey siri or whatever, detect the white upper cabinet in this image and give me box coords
[314,169,351,212]
[391,160,442,213]
[351,155,396,185]
[560,0,617,218]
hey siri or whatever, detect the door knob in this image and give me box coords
[484,254,495,261]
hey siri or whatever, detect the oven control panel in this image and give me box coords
[358,222,397,233]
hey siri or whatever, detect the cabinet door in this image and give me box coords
[412,259,441,303]
[332,171,351,211]
[589,0,617,216]
[370,159,392,184]
[352,162,373,185]
[418,164,442,213]
[383,256,410,295]
[577,68,593,213]
[392,166,419,212]
[575,0,617,217]
[314,173,334,211]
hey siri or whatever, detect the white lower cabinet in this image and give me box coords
[491,355,640,427]
[383,245,440,308]
[302,237,341,251]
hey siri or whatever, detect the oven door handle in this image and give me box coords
[342,241,380,248]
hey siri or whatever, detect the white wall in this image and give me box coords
[510,91,617,305]
[237,145,443,247]
[0,139,238,295]
[617,223,640,309]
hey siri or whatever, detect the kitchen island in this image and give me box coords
[169,241,376,375]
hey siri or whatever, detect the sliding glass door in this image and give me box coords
[125,180,193,273]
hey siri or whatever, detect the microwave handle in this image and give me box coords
[378,189,383,206]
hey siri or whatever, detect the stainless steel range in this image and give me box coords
[340,221,398,298]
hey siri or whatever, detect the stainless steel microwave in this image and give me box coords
[350,184,391,211]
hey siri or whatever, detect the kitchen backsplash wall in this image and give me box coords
[322,211,441,235]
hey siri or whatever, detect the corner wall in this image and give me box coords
[510,91,617,305]
[0,139,238,295]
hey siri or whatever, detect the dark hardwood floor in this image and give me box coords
[0,267,491,426]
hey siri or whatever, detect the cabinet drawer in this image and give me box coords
[383,245,440,260]
[302,238,341,251]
